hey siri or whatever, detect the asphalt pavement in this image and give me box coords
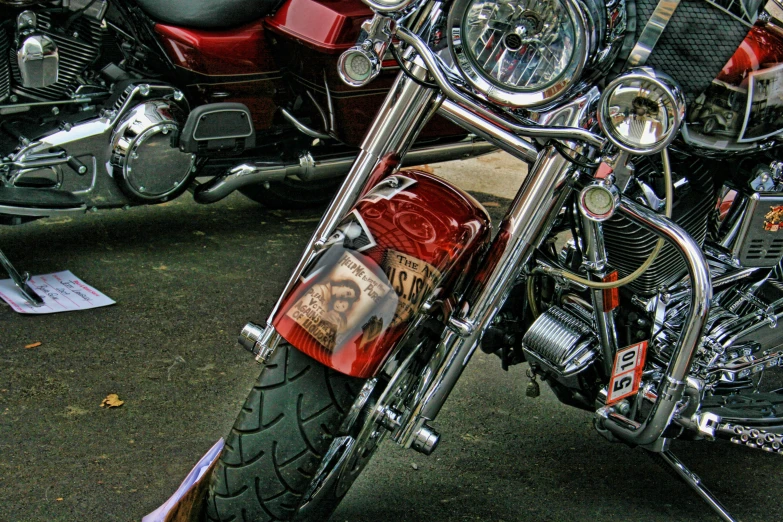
[0,156,780,522]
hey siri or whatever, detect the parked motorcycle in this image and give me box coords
[0,0,493,305]
[205,0,783,520]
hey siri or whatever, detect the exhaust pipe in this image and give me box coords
[193,137,496,204]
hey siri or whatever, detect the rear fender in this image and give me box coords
[271,169,491,378]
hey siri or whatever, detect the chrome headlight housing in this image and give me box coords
[448,0,590,108]
[363,0,418,12]
[597,68,686,155]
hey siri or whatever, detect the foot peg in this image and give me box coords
[0,248,43,306]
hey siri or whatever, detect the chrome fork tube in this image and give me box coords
[255,68,439,358]
[414,144,573,423]
[398,92,597,430]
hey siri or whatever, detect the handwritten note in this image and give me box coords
[0,270,115,314]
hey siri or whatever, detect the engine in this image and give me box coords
[0,0,196,210]
[517,150,783,413]
[7,2,105,101]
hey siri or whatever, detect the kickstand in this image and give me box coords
[656,450,737,522]
[0,248,43,306]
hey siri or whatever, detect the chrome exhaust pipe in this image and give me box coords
[193,136,496,204]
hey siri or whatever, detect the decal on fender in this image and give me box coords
[285,250,392,352]
[606,341,648,405]
[381,250,441,327]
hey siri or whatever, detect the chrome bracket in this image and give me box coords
[0,247,43,306]
[625,0,682,68]
[238,322,282,364]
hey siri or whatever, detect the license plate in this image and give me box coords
[607,341,648,405]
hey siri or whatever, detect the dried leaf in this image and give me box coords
[55,498,63,501]
[100,394,124,408]
[153,265,168,271]
[24,342,42,349]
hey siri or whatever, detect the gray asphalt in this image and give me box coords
[0,192,779,522]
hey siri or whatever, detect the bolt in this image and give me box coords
[72,31,79,38]
[51,107,59,116]
[139,84,150,96]
[138,186,145,192]
[173,91,184,101]
[10,95,18,103]
[78,165,87,174]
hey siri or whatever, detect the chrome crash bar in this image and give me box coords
[596,197,712,446]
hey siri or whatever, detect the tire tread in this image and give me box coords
[206,344,363,522]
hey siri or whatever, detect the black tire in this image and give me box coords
[239,177,343,209]
[206,344,366,522]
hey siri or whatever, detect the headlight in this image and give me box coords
[449,0,589,108]
[597,68,686,155]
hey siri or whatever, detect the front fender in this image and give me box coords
[271,169,491,378]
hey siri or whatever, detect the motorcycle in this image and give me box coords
[203,0,783,521]
[0,0,493,305]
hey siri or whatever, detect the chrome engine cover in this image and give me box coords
[16,33,58,89]
[110,100,194,202]
[522,304,599,378]
[8,82,189,209]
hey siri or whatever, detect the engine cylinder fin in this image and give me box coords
[603,158,714,294]
[522,304,599,377]
[0,27,9,102]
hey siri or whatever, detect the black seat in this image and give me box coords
[136,0,283,30]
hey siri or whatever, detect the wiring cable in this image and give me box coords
[542,148,674,290]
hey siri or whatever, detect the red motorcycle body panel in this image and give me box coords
[271,170,492,378]
[154,19,283,129]
[265,0,371,53]
[154,20,277,75]
[152,0,465,145]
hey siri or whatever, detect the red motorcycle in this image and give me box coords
[201,0,783,521]
[0,0,491,304]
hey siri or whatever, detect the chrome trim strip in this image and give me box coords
[0,203,86,217]
[625,0,681,68]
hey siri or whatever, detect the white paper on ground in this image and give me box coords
[0,270,115,314]
[142,438,225,522]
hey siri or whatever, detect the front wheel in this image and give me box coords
[205,344,367,522]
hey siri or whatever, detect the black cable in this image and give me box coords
[389,43,439,89]
[551,139,601,170]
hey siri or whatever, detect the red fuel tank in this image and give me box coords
[272,170,491,378]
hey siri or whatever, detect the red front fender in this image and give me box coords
[271,169,491,378]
